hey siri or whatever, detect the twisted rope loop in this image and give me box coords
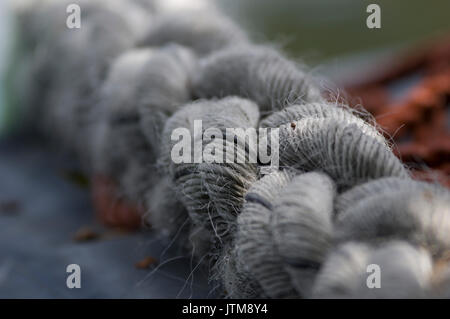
[16,0,450,298]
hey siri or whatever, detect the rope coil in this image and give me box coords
[15,0,450,298]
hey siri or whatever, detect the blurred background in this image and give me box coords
[0,0,448,298]
[219,0,450,63]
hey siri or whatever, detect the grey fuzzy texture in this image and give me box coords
[233,170,335,298]
[93,45,197,203]
[194,46,324,113]
[262,103,409,190]
[139,9,248,56]
[16,0,450,299]
[18,0,152,169]
[143,176,189,239]
[159,97,260,258]
[335,179,450,255]
[213,244,266,298]
[225,170,293,298]
[313,241,433,298]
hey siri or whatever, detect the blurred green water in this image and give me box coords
[217,0,450,63]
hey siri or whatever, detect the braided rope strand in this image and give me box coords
[14,0,450,298]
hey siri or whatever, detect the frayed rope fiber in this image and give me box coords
[15,0,450,298]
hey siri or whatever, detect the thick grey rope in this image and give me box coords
[194,45,323,112]
[16,0,450,298]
